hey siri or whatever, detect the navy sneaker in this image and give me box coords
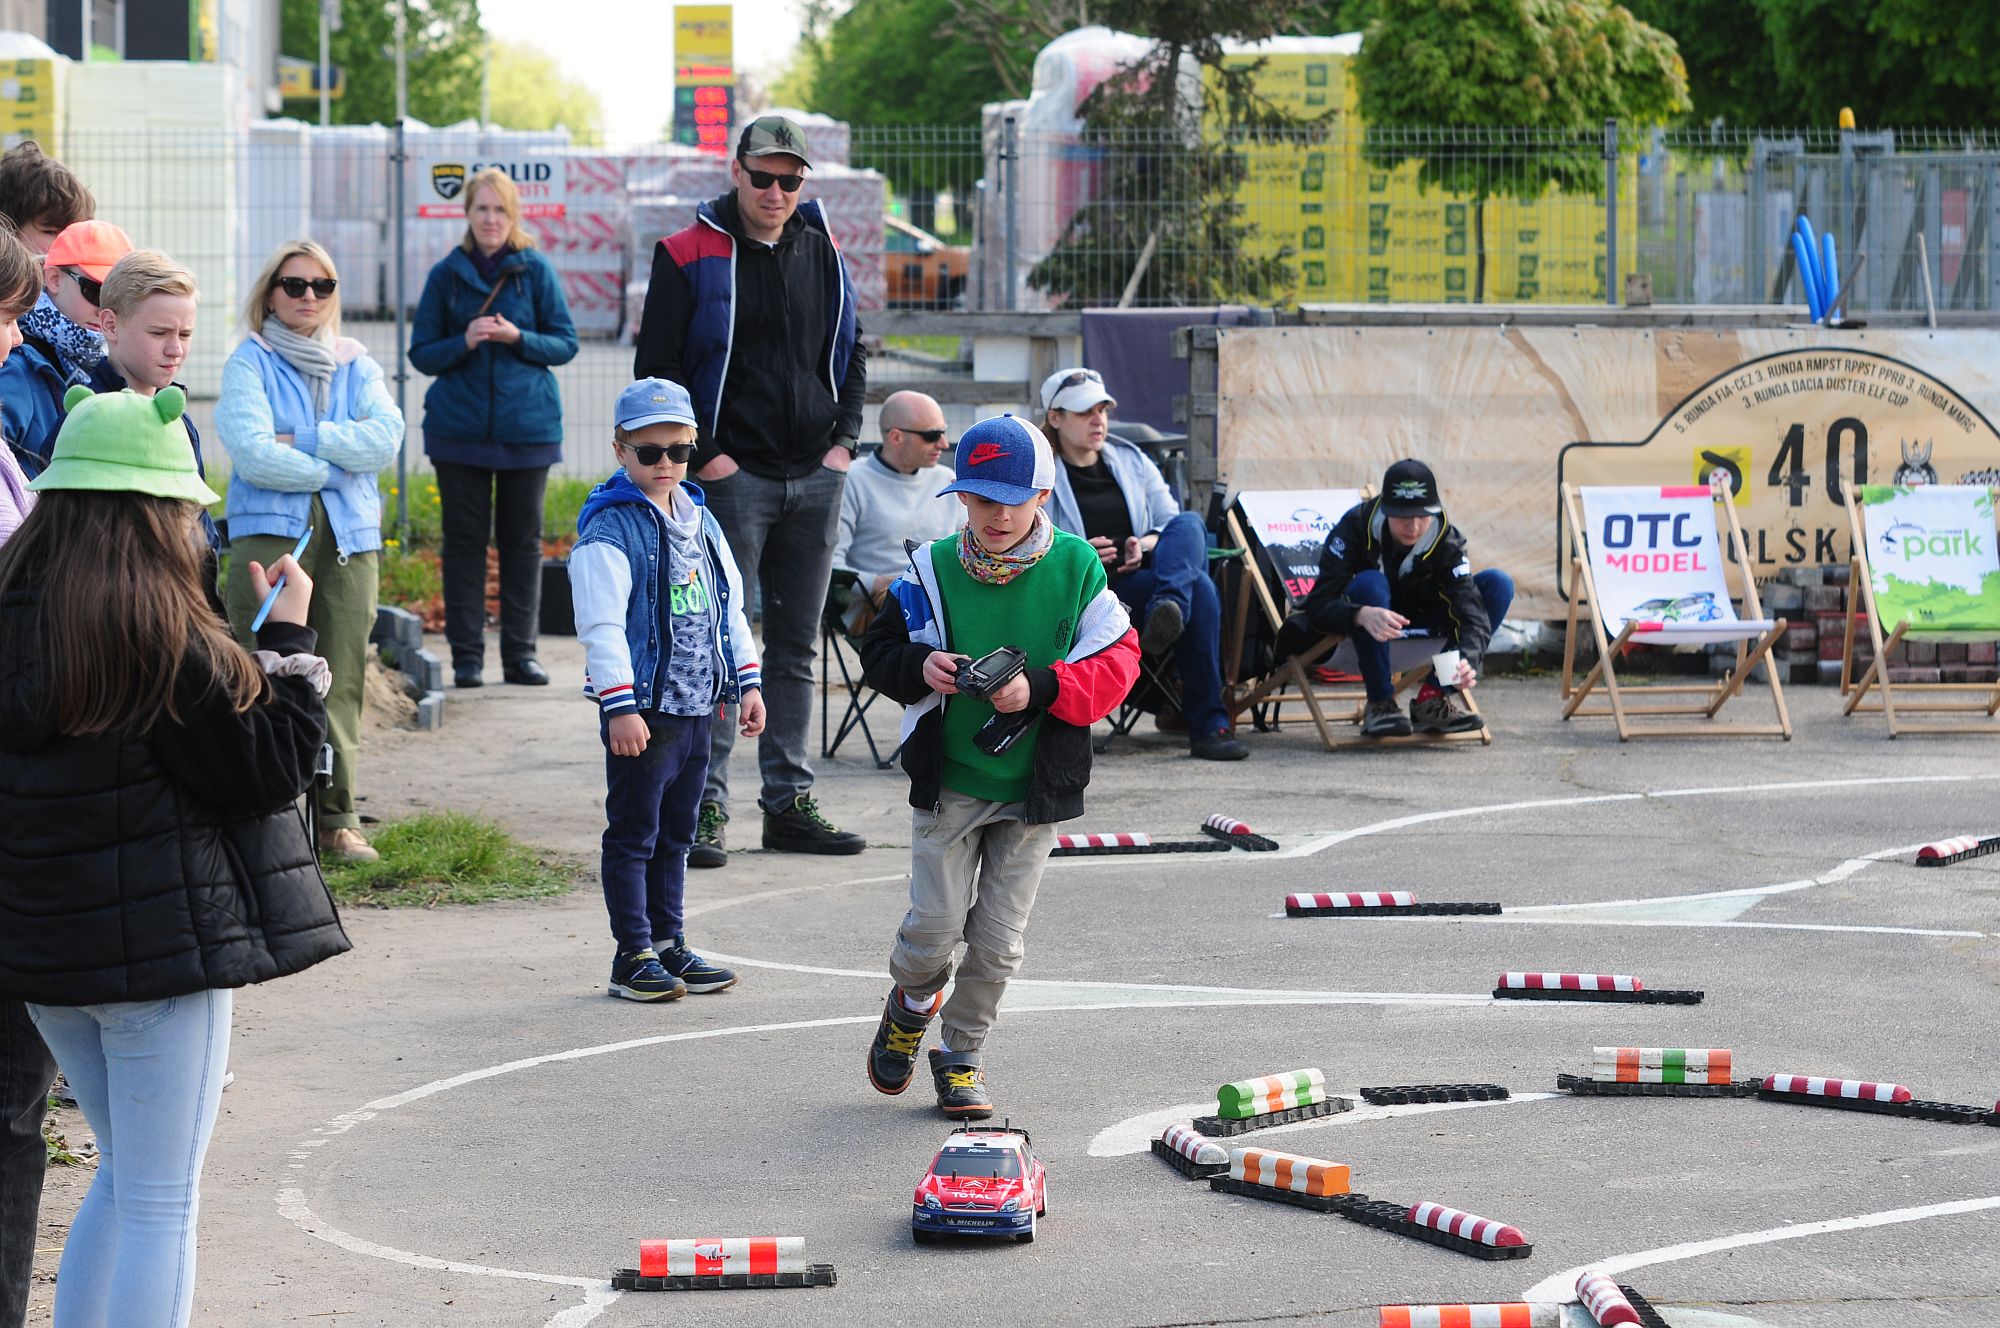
[867,986,940,1094]
[608,948,685,1002]
[657,934,737,993]
[929,1048,995,1120]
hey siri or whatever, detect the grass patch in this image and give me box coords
[326,812,575,908]
[544,474,595,546]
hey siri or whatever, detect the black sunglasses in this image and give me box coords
[273,276,338,298]
[621,441,696,466]
[1057,368,1103,392]
[896,427,947,443]
[745,168,804,194]
[61,267,102,307]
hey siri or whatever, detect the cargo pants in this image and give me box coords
[888,789,1057,1053]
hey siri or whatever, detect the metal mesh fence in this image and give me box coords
[53,121,2000,488]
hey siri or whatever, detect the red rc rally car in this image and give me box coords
[911,1124,1048,1244]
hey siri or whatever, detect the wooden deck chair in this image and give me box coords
[1560,480,1791,740]
[1222,489,1491,749]
[1840,483,2000,735]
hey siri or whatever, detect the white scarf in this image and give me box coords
[263,323,338,418]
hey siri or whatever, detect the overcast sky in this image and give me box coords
[476,0,810,144]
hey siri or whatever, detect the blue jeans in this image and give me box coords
[1347,568,1515,701]
[28,989,232,1328]
[697,465,844,814]
[1115,512,1228,738]
[602,710,713,953]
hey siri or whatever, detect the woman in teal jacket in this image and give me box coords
[217,239,404,863]
[409,167,579,689]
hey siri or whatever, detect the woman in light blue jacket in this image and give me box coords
[217,239,404,863]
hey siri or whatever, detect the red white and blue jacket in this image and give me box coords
[633,192,865,480]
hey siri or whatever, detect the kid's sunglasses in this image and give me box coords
[745,169,805,193]
[273,276,338,298]
[60,267,102,307]
[619,441,697,465]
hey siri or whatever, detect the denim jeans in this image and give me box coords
[434,460,550,670]
[0,1001,54,1328]
[1113,511,1228,738]
[698,464,845,813]
[1346,567,1516,701]
[28,989,232,1328]
[601,710,712,952]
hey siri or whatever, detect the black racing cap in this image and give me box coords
[1380,459,1442,516]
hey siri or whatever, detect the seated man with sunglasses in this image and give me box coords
[831,390,962,629]
[0,218,129,476]
[634,114,868,867]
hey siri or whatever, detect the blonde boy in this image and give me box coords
[569,378,765,1002]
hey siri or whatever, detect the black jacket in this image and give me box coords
[633,192,867,480]
[0,594,350,1005]
[1296,498,1494,667]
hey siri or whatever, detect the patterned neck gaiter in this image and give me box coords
[957,509,1053,586]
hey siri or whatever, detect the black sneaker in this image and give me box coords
[607,948,685,1002]
[1411,690,1482,734]
[688,801,727,868]
[763,795,865,855]
[1190,729,1249,761]
[868,986,940,1094]
[1361,698,1412,737]
[929,1048,994,1120]
[1141,599,1185,655]
[656,934,737,993]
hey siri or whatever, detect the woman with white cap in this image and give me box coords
[1039,367,1246,761]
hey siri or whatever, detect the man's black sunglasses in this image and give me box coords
[620,441,696,465]
[274,276,338,298]
[897,427,947,443]
[61,267,101,307]
[745,168,804,194]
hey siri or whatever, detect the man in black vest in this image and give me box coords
[635,116,869,865]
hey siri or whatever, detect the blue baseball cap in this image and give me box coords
[616,377,698,432]
[937,414,1055,505]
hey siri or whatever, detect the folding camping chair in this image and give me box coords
[1840,483,2000,735]
[1559,478,1791,740]
[1094,545,1245,755]
[1221,490,1491,749]
[819,571,899,769]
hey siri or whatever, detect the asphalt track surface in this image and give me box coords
[188,663,2000,1326]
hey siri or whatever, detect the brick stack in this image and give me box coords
[1723,564,1999,687]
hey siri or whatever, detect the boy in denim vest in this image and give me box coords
[860,414,1139,1117]
[570,378,766,1000]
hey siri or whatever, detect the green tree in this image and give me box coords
[1028,0,1329,308]
[278,0,484,127]
[1622,0,1997,127]
[486,40,604,140]
[1351,0,1689,301]
[811,0,1015,127]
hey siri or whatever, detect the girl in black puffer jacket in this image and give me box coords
[0,386,349,1328]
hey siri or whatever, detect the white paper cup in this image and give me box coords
[1430,649,1462,687]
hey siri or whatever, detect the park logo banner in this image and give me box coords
[1858,484,2000,632]
[1236,488,1362,603]
[1579,486,1754,644]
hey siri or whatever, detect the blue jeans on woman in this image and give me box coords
[1346,568,1516,701]
[1113,511,1228,738]
[28,989,232,1328]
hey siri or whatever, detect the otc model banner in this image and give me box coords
[1213,326,2000,617]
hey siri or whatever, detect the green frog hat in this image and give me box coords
[28,385,219,506]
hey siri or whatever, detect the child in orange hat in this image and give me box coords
[0,218,131,475]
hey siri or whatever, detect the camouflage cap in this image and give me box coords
[736,115,811,167]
